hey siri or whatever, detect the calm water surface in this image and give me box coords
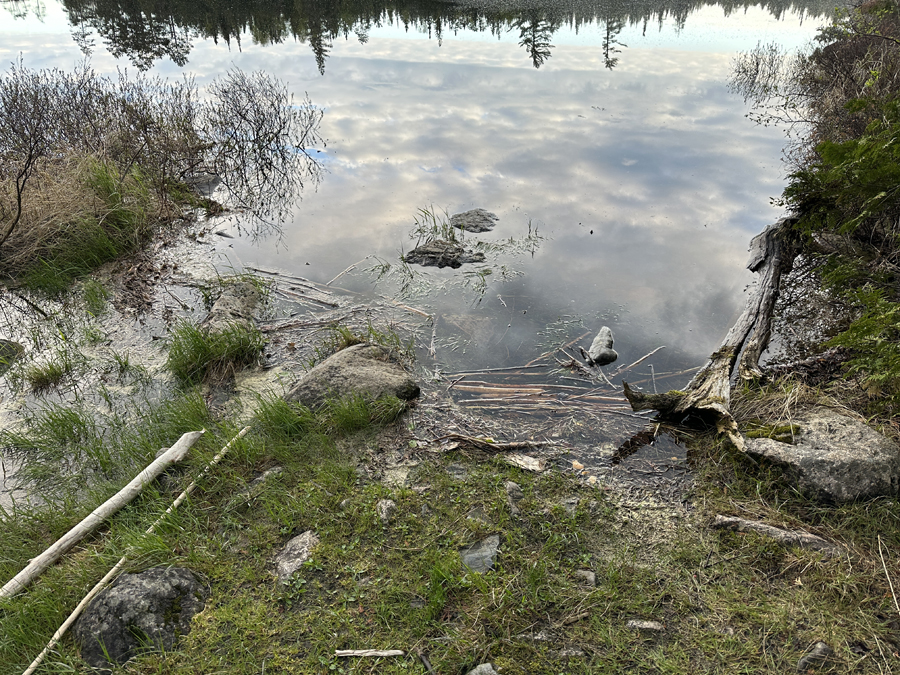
[1,0,835,430]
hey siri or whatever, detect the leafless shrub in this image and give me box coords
[202,69,324,236]
[730,2,900,170]
[0,59,323,266]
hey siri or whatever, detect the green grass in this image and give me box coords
[2,382,899,673]
[23,356,74,394]
[20,161,153,296]
[166,320,265,386]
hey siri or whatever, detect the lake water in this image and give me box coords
[0,0,837,473]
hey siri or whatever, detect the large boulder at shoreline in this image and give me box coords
[404,240,485,268]
[745,408,900,503]
[73,567,207,672]
[451,208,498,233]
[285,343,420,410]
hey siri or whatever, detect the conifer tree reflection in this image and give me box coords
[53,0,837,73]
[513,12,560,68]
[602,17,626,70]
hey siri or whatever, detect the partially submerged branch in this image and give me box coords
[623,217,798,435]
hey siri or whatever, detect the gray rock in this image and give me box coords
[466,507,492,526]
[505,480,524,515]
[467,664,499,675]
[376,499,397,524]
[573,569,596,586]
[460,534,500,573]
[274,530,320,583]
[626,619,665,632]
[586,326,618,367]
[447,463,468,480]
[745,409,900,502]
[285,343,420,411]
[404,239,486,268]
[451,208,499,233]
[73,567,207,673]
[201,280,261,333]
[229,466,283,509]
[797,641,833,671]
[563,496,580,516]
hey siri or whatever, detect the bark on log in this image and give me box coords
[1,430,204,599]
[622,217,798,436]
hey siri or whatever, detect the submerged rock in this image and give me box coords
[585,326,618,366]
[201,280,261,333]
[285,343,420,410]
[73,567,207,673]
[450,208,498,233]
[404,239,485,268]
[745,408,900,502]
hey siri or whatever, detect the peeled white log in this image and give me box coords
[21,426,249,675]
[1,430,204,599]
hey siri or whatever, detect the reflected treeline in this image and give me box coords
[13,0,838,72]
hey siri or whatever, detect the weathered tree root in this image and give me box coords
[623,217,799,444]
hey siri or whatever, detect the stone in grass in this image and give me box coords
[274,530,320,583]
[573,569,596,586]
[505,480,524,515]
[73,567,207,673]
[460,534,500,573]
[451,208,499,233]
[797,642,833,671]
[626,619,665,632]
[376,499,397,524]
[467,664,500,675]
[745,408,900,502]
[285,343,420,411]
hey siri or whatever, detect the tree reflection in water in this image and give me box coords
[4,0,838,72]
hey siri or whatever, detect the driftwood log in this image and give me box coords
[623,217,798,438]
[1,430,205,599]
[21,426,250,675]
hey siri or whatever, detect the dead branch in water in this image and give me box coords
[622,217,798,441]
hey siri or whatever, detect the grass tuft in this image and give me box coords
[166,321,265,386]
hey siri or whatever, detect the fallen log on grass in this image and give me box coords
[1,430,205,599]
[622,217,798,439]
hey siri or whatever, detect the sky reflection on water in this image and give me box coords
[0,0,830,380]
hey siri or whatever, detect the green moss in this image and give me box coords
[743,421,800,443]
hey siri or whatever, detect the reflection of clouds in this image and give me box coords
[216,37,786,366]
[1,14,809,369]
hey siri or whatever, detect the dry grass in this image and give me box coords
[0,155,171,292]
